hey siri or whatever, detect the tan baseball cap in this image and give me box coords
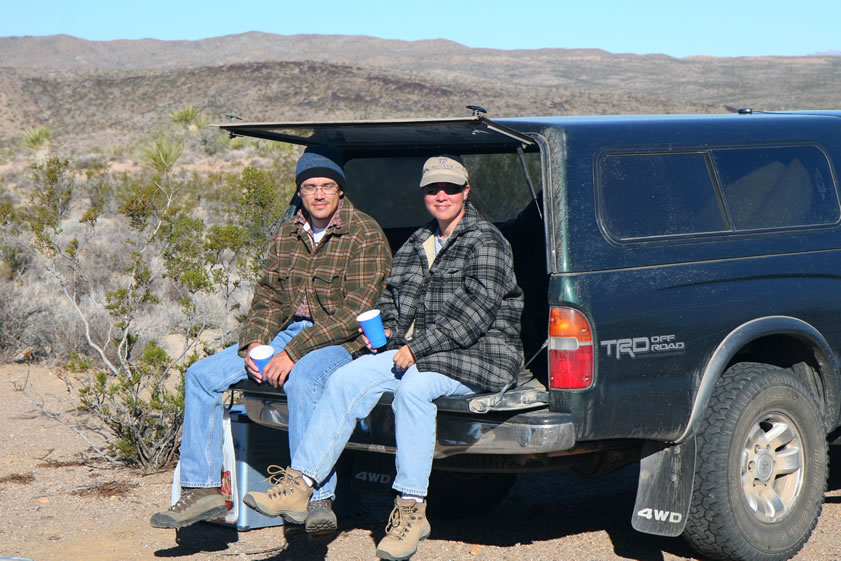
[419,156,469,187]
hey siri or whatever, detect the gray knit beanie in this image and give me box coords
[295,145,346,188]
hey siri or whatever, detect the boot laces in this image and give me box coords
[170,488,213,512]
[170,492,195,513]
[308,498,333,512]
[265,465,300,499]
[385,502,418,540]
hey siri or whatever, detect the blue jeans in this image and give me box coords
[179,320,351,501]
[291,350,479,498]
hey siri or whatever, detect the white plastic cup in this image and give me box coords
[357,309,387,348]
[249,345,275,380]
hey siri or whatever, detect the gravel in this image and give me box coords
[2,364,840,561]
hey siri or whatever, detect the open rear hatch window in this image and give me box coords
[217,115,549,387]
[215,116,535,157]
[215,116,542,227]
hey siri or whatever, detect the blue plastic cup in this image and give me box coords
[357,309,387,348]
[249,345,275,381]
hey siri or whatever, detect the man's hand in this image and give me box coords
[393,344,415,371]
[361,327,391,352]
[245,342,264,382]
[245,344,295,387]
[263,350,295,388]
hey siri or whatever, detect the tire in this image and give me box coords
[682,362,827,561]
[426,471,516,519]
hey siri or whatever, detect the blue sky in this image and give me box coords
[5,0,839,58]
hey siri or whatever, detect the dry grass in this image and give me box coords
[69,479,138,498]
[37,458,90,469]
[0,472,35,484]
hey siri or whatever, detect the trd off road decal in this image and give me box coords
[600,334,685,359]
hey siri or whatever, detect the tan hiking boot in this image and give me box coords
[150,487,229,529]
[242,465,312,523]
[375,497,431,560]
[306,498,338,536]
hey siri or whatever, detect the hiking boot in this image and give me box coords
[150,487,229,529]
[242,465,312,523]
[305,498,338,536]
[375,497,431,560]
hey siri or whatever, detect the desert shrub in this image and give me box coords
[0,271,94,362]
[0,191,27,279]
[0,188,16,224]
[168,104,233,157]
[25,157,73,252]
[79,173,117,220]
[0,281,49,360]
[186,171,235,216]
[0,148,297,469]
[199,125,231,156]
[228,136,248,150]
[0,242,30,280]
[233,165,296,272]
[6,157,192,467]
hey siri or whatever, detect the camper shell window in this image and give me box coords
[598,145,840,241]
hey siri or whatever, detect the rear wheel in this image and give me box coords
[683,362,827,561]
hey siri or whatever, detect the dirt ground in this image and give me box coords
[2,363,841,561]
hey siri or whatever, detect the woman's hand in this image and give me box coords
[393,344,416,371]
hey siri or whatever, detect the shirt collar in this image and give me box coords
[295,197,345,233]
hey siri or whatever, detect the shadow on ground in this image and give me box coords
[156,446,841,560]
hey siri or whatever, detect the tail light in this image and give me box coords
[548,307,594,389]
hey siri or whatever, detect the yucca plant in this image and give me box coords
[139,135,184,176]
[169,104,208,133]
[22,126,51,150]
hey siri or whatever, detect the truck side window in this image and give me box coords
[599,152,727,239]
[599,146,840,242]
[712,146,839,230]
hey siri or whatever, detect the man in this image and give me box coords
[150,145,392,536]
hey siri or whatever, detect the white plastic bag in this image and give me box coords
[220,409,239,523]
[171,408,239,524]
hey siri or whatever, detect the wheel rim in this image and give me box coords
[739,411,805,523]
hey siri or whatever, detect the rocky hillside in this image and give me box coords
[0,33,839,153]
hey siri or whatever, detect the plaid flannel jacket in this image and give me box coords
[238,197,392,361]
[378,202,524,391]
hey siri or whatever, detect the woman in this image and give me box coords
[243,155,524,560]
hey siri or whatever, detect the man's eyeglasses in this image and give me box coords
[300,183,341,196]
[422,183,465,196]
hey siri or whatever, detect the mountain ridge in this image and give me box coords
[1,33,839,153]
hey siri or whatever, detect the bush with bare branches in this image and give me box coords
[0,141,296,469]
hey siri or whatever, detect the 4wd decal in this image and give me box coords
[601,335,685,359]
[636,507,683,524]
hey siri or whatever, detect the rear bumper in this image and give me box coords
[243,397,576,459]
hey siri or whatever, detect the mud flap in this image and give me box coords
[631,436,695,537]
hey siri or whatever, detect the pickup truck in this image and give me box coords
[224,109,841,561]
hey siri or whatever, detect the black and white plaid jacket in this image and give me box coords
[378,202,524,391]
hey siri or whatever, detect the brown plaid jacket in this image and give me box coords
[378,202,524,391]
[238,197,392,361]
